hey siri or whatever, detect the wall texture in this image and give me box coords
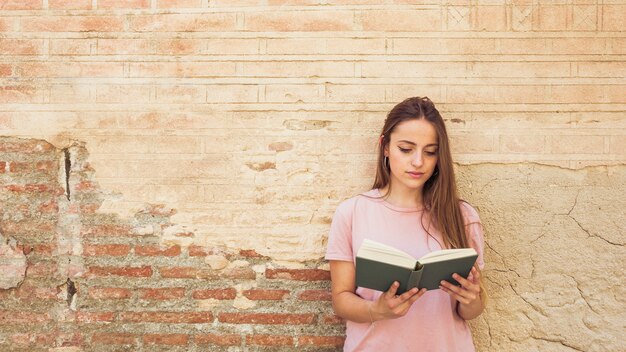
[0,0,624,351]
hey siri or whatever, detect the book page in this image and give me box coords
[357,239,416,269]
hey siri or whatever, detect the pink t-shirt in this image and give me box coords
[325,189,485,352]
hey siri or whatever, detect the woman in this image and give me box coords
[326,97,486,351]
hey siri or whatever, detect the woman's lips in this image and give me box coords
[407,171,424,179]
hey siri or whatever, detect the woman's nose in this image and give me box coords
[411,154,423,167]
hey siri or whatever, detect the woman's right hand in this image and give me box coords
[370,282,427,321]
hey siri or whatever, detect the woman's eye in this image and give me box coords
[425,151,438,156]
[398,147,411,153]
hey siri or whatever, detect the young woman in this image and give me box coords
[326,97,486,351]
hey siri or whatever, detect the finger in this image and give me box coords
[384,281,399,298]
[406,288,427,305]
[439,285,470,305]
[441,279,477,299]
[396,287,419,302]
[472,267,481,282]
[452,273,476,289]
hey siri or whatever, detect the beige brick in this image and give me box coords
[95,85,152,103]
[475,5,507,31]
[551,37,607,55]
[0,39,43,56]
[157,0,202,8]
[571,5,597,31]
[450,134,495,154]
[548,85,605,103]
[498,38,550,55]
[21,16,125,32]
[266,38,326,55]
[602,5,625,31]
[98,0,150,8]
[50,39,94,56]
[609,136,625,154]
[577,62,626,78]
[49,0,92,9]
[156,85,206,104]
[129,62,237,78]
[390,86,444,103]
[206,39,259,55]
[326,38,386,55]
[362,10,442,31]
[245,11,353,31]
[325,84,385,103]
[50,85,92,103]
[446,86,496,103]
[500,135,545,153]
[0,0,40,9]
[612,38,626,54]
[469,62,570,78]
[155,39,205,55]
[360,62,466,78]
[265,85,322,103]
[605,85,626,103]
[89,136,202,154]
[0,18,11,32]
[98,39,152,55]
[243,61,353,78]
[549,135,605,154]
[394,38,496,55]
[17,62,124,78]
[0,85,43,103]
[538,5,568,31]
[129,14,237,32]
[206,85,258,103]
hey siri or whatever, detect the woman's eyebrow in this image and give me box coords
[397,140,439,148]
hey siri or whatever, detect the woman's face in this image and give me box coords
[384,118,439,193]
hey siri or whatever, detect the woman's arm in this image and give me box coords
[329,260,426,323]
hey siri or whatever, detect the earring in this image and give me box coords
[383,156,389,170]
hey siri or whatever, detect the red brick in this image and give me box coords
[88,287,132,300]
[135,245,181,257]
[242,289,290,300]
[26,263,57,278]
[158,266,218,279]
[0,161,5,173]
[0,311,50,324]
[15,285,58,300]
[34,333,55,345]
[83,244,131,256]
[91,333,135,345]
[86,266,152,278]
[38,200,58,213]
[299,335,345,347]
[9,161,30,173]
[140,287,185,300]
[76,311,115,323]
[192,288,236,300]
[223,267,256,280]
[218,313,315,325]
[119,311,213,323]
[0,64,11,77]
[239,249,266,258]
[35,160,55,172]
[322,314,344,324]
[298,289,332,301]
[21,16,126,32]
[0,85,42,103]
[247,335,293,346]
[188,245,210,256]
[0,140,53,153]
[195,333,241,346]
[33,243,55,255]
[143,334,188,346]
[265,268,330,281]
[98,0,150,9]
[0,0,41,9]
[74,181,97,191]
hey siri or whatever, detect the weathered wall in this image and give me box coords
[0,0,624,351]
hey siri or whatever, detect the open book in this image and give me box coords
[355,239,478,294]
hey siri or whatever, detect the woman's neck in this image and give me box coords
[379,184,423,209]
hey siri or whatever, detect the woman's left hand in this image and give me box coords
[439,267,481,306]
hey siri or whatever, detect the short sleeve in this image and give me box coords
[325,198,355,262]
[460,202,485,270]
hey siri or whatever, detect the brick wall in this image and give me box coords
[0,0,624,351]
